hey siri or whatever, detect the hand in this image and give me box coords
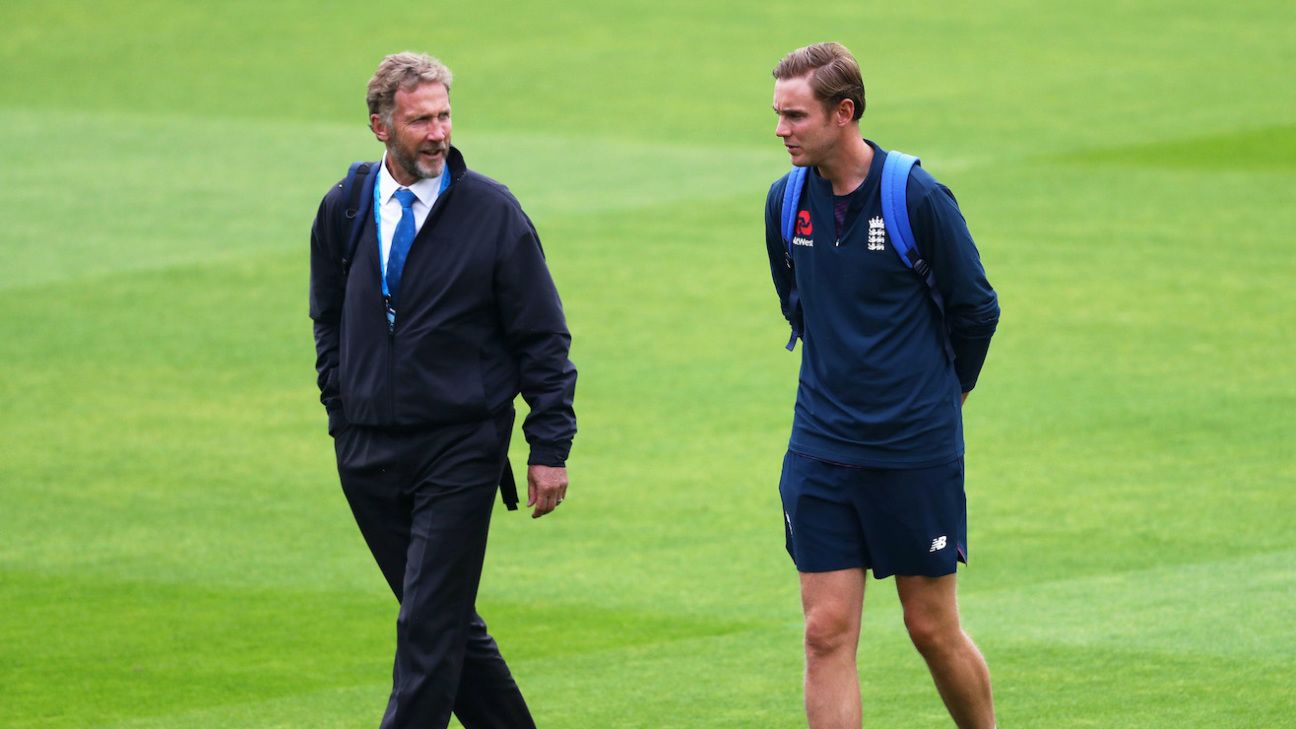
[527,465,568,519]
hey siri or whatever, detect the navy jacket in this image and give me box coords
[310,147,577,466]
[765,141,999,468]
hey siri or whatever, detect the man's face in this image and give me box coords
[773,75,836,168]
[372,82,452,183]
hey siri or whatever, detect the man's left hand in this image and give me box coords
[527,465,568,519]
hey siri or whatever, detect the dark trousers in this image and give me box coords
[334,410,535,729]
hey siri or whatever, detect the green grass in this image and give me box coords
[2,1,1294,727]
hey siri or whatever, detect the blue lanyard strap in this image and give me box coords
[374,174,386,294]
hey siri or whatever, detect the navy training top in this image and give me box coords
[764,141,999,468]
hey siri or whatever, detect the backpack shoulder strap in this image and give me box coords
[777,166,809,351]
[780,166,809,249]
[881,150,954,361]
[880,151,921,271]
[337,161,375,276]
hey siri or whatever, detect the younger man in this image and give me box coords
[765,42,1000,729]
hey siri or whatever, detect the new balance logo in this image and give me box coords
[929,536,947,552]
[867,216,886,251]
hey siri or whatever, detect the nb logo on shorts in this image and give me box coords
[929,536,947,552]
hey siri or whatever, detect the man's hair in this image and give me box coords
[366,52,453,127]
[772,42,865,121]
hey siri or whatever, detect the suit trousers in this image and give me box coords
[334,409,535,729]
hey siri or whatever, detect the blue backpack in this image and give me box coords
[778,150,950,357]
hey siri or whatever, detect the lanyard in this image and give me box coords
[374,170,451,298]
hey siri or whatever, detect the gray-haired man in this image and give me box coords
[310,52,577,729]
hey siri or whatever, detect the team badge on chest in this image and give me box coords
[867,216,887,251]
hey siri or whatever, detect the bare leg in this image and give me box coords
[799,568,866,729]
[895,574,995,729]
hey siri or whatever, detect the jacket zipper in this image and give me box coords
[386,325,396,422]
[382,171,454,423]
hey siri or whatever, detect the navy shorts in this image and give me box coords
[779,451,968,578]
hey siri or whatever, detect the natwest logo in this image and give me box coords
[796,210,813,236]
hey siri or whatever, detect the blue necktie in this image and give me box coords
[386,188,418,309]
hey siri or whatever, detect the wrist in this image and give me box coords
[527,445,569,468]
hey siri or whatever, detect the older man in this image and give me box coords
[310,52,577,729]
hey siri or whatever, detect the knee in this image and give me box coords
[804,610,856,660]
[903,609,959,658]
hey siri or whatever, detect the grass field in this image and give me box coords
[2,1,1294,727]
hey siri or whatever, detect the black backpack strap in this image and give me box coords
[498,456,519,511]
[337,161,374,277]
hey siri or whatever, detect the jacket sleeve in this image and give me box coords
[764,179,800,336]
[494,214,578,466]
[909,181,1000,392]
[308,193,348,434]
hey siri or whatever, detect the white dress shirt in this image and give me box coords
[376,154,444,275]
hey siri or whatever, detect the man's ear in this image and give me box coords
[834,99,856,127]
[370,114,389,142]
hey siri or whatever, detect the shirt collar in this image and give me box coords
[378,153,443,205]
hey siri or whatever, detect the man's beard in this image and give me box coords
[391,143,446,180]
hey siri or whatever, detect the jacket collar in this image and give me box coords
[446,145,468,185]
